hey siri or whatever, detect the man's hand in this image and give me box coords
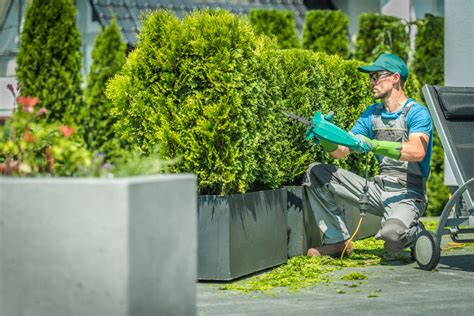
[305,128,338,152]
[353,134,402,159]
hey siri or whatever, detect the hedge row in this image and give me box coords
[302,10,349,58]
[355,12,409,62]
[107,9,422,195]
[249,9,299,49]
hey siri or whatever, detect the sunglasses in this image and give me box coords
[369,71,393,82]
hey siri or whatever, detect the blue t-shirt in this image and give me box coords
[350,99,433,178]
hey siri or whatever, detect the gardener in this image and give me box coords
[304,53,433,259]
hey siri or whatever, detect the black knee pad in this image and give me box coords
[380,218,408,253]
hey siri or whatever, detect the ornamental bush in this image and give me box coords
[83,17,126,158]
[249,9,299,49]
[302,10,349,58]
[107,9,286,195]
[412,14,444,86]
[16,0,83,124]
[355,13,409,62]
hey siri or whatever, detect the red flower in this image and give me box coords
[16,96,39,113]
[59,125,74,138]
[23,129,35,143]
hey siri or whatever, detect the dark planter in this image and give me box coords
[287,186,382,257]
[286,186,322,257]
[198,189,287,281]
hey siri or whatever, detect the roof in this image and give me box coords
[89,0,308,45]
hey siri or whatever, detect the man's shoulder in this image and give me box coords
[407,101,431,117]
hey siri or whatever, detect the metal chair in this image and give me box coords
[415,85,474,270]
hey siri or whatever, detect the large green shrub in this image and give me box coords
[107,10,286,195]
[249,9,299,49]
[302,10,349,58]
[412,14,444,86]
[355,13,409,62]
[83,17,126,157]
[16,0,83,123]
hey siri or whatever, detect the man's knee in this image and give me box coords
[304,163,333,187]
[380,218,408,253]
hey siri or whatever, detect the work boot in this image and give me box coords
[307,240,353,257]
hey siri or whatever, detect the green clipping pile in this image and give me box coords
[220,220,438,294]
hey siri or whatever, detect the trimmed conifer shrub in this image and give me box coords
[412,14,444,86]
[355,13,409,62]
[107,10,286,195]
[302,10,349,58]
[83,17,126,157]
[16,0,83,124]
[249,9,299,49]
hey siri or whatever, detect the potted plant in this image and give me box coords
[0,96,197,315]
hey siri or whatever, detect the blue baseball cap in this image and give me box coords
[357,53,409,81]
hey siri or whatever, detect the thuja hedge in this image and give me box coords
[355,13,408,62]
[249,9,299,49]
[302,10,349,58]
[107,10,288,195]
[16,0,83,124]
[83,17,126,158]
[106,9,422,195]
[412,14,444,87]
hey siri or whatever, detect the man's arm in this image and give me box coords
[399,132,429,162]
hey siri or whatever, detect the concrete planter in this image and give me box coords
[288,186,382,256]
[0,175,197,316]
[198,189,287,280]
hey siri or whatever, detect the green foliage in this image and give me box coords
[412,15,444,86]
[355,13,409,62]
[83,17,126,159]
[302,10,349,58]
[249,9,299,49]
[0,97,97,177]
[107,9,286,195]
[111,146,173,177]
[274,50,378,184]
[16,0,83,124]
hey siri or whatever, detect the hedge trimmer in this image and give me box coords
[283,111,370,153]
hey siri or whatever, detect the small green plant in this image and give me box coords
[302,10,349,58]
[249,9,299,49]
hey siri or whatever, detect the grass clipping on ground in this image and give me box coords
[219,220,437,294]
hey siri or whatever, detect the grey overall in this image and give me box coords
[303,102,427,253]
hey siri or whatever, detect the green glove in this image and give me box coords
[355,135,402,159]
[320,139,338,153]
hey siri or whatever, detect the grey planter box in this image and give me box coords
[287,186,382,256]
[0,175,197,316]
[286,186,322,257]
[198,189,287,280]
